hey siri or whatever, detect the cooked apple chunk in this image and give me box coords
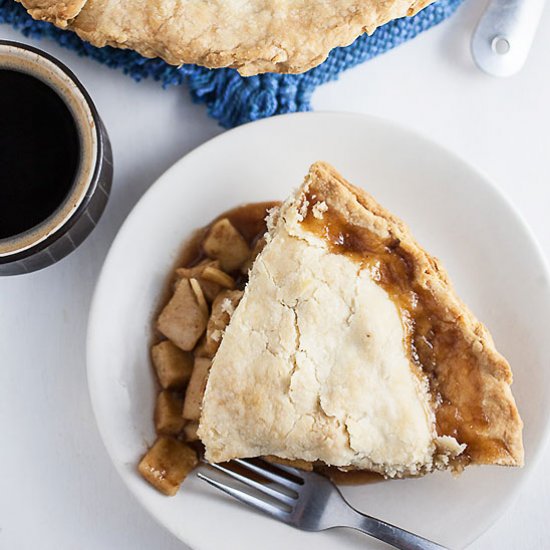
[183,421,199,442]
[203,218,250,271]
[193,335,215,359]
[151,340,193,390]
[201,266,236,289]
[157,278,208,351]
[182,357,211,420]
[200,290,244,357]
[175,259,221,302]
[189,278,209,318]
[155,391,186,435]
[138,436,198,496]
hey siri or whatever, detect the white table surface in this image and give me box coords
[1,1,549,549]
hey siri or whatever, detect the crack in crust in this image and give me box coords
[17,0,434,75]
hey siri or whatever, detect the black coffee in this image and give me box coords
[0,69,80,239]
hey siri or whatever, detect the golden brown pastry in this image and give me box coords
[18,0,434,75]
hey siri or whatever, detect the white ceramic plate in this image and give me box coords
[87,112,550,550]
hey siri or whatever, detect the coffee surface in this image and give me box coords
[0,69,80,239]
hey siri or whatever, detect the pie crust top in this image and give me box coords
[198,162,524,475]
[19,0,434,75]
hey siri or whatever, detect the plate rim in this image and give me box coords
[86,111,550,550]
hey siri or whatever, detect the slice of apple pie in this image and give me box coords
[199,161,523,474]
[140,162,523,494]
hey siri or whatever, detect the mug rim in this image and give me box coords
[0,39,105,264]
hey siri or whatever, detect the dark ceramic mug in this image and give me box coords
[0,40,113,276]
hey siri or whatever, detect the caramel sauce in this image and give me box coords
[301,192,511,466]
[323,467,385,485]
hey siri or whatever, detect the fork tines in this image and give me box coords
[197,458,303,520]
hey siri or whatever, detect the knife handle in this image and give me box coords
[471,0,545,77]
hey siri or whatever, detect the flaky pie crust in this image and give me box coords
[18,0,434,75]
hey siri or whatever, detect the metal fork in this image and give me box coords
[198,459,447,550]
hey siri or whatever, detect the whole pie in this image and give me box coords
[19,0,434,75]
[139,162,523,495]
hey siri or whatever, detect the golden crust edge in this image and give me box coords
[20,0,435,75]
[304,161,524,468]
[16,0,89,27]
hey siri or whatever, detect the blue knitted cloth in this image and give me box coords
[0,0,463,128]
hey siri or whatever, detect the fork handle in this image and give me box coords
[345,507,448,550]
